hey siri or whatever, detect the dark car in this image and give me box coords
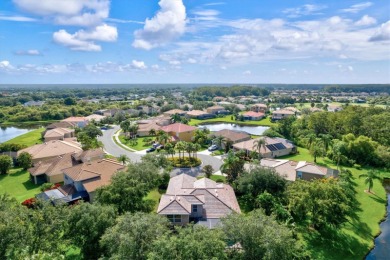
[146,147,156,153]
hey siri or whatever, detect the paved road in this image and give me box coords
[98,125,223,177]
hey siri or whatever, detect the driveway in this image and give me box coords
[98,125,223,177]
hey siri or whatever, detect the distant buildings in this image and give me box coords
[23,101,45,107]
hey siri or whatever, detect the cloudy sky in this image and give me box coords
[0,0,389,84]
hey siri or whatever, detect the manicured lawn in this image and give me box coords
[146,188,163,212]
[189,115,276,127]
[0,168,41,202]
[118,135,154,151]
[5,128,45,147]
[282,147,388,259]
[210,175,226,183]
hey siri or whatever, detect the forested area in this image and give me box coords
[275,106,390,168]
[192,85,270,98]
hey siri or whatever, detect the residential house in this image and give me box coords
[242,111,265,120]
[138,105,159,115]
[160,123,197,142]
[210,129,251,148]
[259,158,339,181]
[23,101,45,107]
[284,107,300,114]
[72,148,105,163]
[206,105,229,115]
[328,104,343,112]
[18,140,83,163]
[62,159,125,202]
[46,121,76,130]
[186,110,215,119]
[271,109,295,121]
[61,117,89,128]
[163,109,187,117]
[157,175,241,227]
[233,137,295,158]
[43,128,75,142]
[251,103,268,113]
[85,114,106,122]
[136,116,171,136]
[102,109,123,117]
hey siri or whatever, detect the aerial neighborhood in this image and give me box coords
[0,84,389,259]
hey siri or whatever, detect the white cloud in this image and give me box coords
[0,60,11,68]
[131,60,147,69]
[283,4,327,18]
[355,15,376,26]
[14,49,42,56]
[341,2,373,13]
[192,9,220,21]
[52,24,117,51]
[0,15,36,22]
[243,70,251,75]
[53,29,101,52]
[132,0,187,50]
[13,0,109,26]
[369,21,390,41]
[187,58,197,64]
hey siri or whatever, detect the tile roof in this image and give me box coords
[272,109,295,115]
[161,123,197,133]
[207,105,225,110]
[46,121,76,129]
[243,111,265,117]
[72,148,105,162]
[28,153,78,177]
[212,129,250,143]
[158,175,241,218]
[18,140,82,161]
[63,159,125,193]
[233,137,294,153]
[251,103,268,108]
[186,110,208,116]
[164,109,186,115]
[44,128,74,138]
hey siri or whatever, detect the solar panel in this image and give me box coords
[266,144,277,151]
[274,143,286,150]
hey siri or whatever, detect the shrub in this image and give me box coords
[168,157,201,168]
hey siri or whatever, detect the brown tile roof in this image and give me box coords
[207,105,225,110]
[28,153,78,177]
[233,137,294,153]
[212,129,250,143]
[158,175,241,218]
[251,103,267,108]
[164,109,186,115]
[161,123,197,133]
[186,110,208,116]
[46,121,76,129]
[18,140,82,161]
[73,148,105,162]
[243,111,265,117]
[272,109,295,115]
[44,128,74,138]
[63,159,125,193]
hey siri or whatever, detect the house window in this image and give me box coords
[192,205,197,213]
[167,215,182,223]
[297,172,303,179]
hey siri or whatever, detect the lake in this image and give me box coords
[366,180,390,259]
[199,123,269,135]
[0,126,33,143]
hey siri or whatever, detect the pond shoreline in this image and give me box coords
[195,120,272,127]
[365,178,390,259]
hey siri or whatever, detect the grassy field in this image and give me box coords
[146,188,163,212]
[189,115,276,127]
[298,102,386,109]
[282,147,388,259]
[5,128,45,147]
[0,168,41,202]
[118,135,153,151]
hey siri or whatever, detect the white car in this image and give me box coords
[208,144,218,151]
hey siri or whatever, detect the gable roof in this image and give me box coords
[18,140,82,160]
[272,109,295,115]
[161,123,197,133]
[72,148,105,162]
[29,153,78,177]
[186,110,209,116]
[44,128,74,138]
[46,121,76,130]
[164,109,186,115]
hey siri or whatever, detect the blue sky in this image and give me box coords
[0,0,389,84]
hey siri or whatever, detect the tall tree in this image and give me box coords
[220,151,244,183]
[17,152,32,170]
[101,212,169,260]
[252,138,266,160]
[359,170,382,193]
[0,155,13,174]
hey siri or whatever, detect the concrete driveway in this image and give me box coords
[98,125,223,177]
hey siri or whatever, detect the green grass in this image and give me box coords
[210,175,226,183]
[0,168,41,202]
[146,188,163,213]
[118,135,154,151]
[189,115,276,127]
[4,128,45,147]
[281,147,388,259]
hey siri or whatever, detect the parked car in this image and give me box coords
[152,142,160,148]
[156,144,164,150]
[146,147,156,153]
[208,144,218,151]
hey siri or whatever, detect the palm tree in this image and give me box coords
[213,136,225,150]
[224,138,234,153]
[319,134,333,152]
[120,120,131,138]
[149,128,156,136]
[175,141,186,161]
[193,143,201,159]
[252,138,266,160]
[118,154,129,165]
[171,113,181,123]
[202,165,214,178]
[359,170,382,193]
[306,133,316,149]
[184,142,193,159]
[220,151,241,183]
[165,143,175,158]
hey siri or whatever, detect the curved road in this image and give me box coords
[98,126,223,177]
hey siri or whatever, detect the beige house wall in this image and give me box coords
[177,131,195,142]
[47,174,64,184]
